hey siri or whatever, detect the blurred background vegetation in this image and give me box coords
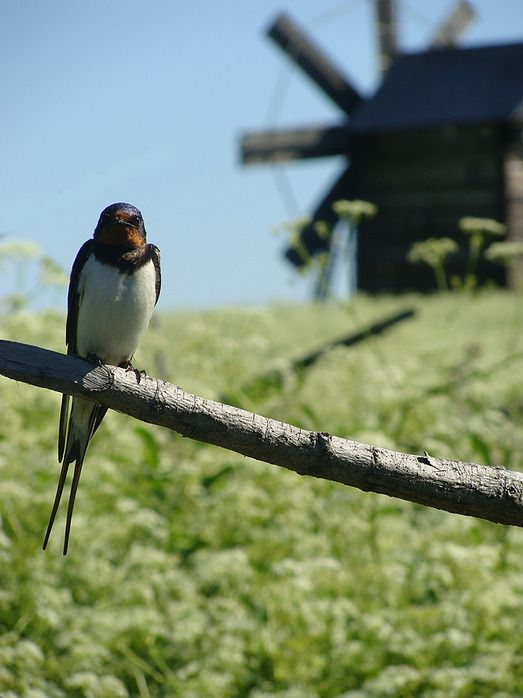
[1,235,523,697]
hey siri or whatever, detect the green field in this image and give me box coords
[1,291,523,697]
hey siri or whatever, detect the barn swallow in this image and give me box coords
[43,203,161,554]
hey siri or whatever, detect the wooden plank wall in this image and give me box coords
[504,130,523,289]
[356,123,507,292]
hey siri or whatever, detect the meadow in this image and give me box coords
[1,289,523,697]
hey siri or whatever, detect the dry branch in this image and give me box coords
[227,307,416,401]
[1,339,523,527]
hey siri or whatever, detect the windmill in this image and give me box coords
[239,1,523,296]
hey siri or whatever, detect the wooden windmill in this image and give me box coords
[240,1,523,293]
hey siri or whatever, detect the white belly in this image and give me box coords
[75,256,157,366]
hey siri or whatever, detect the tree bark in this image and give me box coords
[1,339,522,527]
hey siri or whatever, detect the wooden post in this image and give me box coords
[504,132,523,289]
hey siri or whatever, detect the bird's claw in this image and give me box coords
[86,353,104,366]
[122,360,146,384]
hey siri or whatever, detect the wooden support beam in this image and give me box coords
[240,123,351,165]
[430,0,475,48]
[267,13,363,116]
[284,161,362,267]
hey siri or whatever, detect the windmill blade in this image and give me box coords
[267,13,363,116]
[430,0,475,48]
[240,123,351,165]
[374,0,399,76]
[284,161,361,267]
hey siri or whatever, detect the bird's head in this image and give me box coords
[94,203,146,249]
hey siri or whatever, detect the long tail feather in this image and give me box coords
[63,457,86,556]
[58,393,70,462]
[47,399,107,554]
[62,406,103,554]
[43,460,70,550]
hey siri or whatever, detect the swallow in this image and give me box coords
[43,203,161,554]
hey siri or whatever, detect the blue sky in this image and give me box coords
[2,0,522,310]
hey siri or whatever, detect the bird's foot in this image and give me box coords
[86,353,104,366]
[121,360,146,384]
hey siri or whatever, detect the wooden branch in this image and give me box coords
[1,339,523,528]
[291,308,416,370]
[225,308,416,401]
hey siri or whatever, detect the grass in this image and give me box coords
[1,290,523,696]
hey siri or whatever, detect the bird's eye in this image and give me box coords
[130,215,140,225]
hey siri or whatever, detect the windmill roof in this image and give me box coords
[349,41,523,133]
